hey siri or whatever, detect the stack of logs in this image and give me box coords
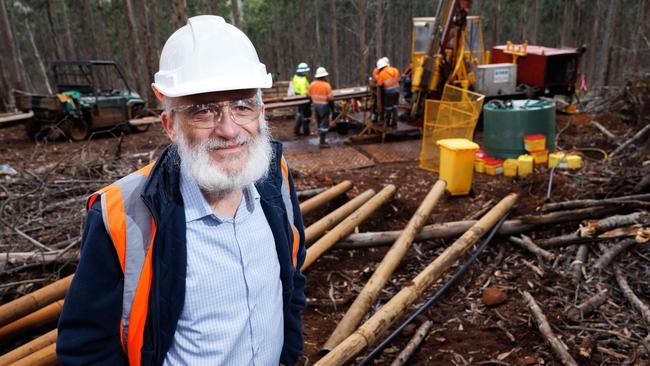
[0,180,649,365]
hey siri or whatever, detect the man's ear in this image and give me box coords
[161,110,177,142]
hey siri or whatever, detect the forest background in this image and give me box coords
[0,0,649,111]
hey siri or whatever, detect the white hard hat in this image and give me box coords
[296,62,310,73]
[315,67,329,78]
[153,15,272,97]
[381,56,390,65]
[376,58,389,69]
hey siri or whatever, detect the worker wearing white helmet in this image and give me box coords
[290,62,312,135]
[57,15,306,366]
[377,56,400,128]
[308,67,334,147]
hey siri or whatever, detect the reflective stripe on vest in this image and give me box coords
[310,94,331,105]
[87,158,300,365]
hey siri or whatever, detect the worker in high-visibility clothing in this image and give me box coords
[370,56,389,125]
[289,62,312,135]
[308,67,334,148]
[376,57,400,128]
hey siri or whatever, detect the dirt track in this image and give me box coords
[0,109,649,365]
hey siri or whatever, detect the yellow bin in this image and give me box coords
[437,138,480,195]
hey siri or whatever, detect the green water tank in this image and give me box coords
[483,99,555,159]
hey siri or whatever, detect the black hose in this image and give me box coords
[357,209,512,366]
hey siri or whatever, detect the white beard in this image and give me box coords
[175,117,273,194]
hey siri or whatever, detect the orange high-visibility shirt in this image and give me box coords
[377,66,400,91]
[308,80,333,105]
[372,67,379,81]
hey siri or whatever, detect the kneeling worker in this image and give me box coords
[57,15,306,366]
[308,67,334,148]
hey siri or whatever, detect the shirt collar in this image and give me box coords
[180,162,261,222]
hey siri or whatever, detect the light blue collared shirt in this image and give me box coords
[163,164,283,365]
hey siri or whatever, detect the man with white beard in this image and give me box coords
[57,16,307,366]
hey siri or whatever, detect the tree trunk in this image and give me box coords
[59,0,76,60]
[560,1,571,46]
[600,0,620,87]
[123,0,147,97]
[0,0,25,91]
[137,0,156,105]
[25,22,53,94]
[94,1,112,60]
[330,0,340,88]
[530,0,540,44]
[359,0,366,85]
[150,0,160,59]
[231,0,241,28]
[79,1,100,58]
[492,0,501,46]
[375,0,382,61]
[587,0,601,86]
[112,0,134,87]
[172,0,188,29]
[633,0,648,73]
[46,0,65,61]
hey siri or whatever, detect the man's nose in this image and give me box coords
[212,107,241,138]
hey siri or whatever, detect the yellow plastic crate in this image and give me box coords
[437,138,479,195]
[485,159,504,176]
[474,159,485,173]
[566,154,583,169]
[503,159,518,177]
[524,134,546,152]
[531,149,548,165]
[548,152,567,168]
[518,155,534,176]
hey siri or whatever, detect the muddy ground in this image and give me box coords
[0,105,648,365]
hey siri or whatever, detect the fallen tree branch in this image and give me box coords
[389,320,433,366]
[578,212,649,237]
[337,206,626,249]
[590,120,617,140]
[613,265,650,324]
[594,238,637,270]
[610,123,650,159]
[509,235,556,261]
[566,288,609,322]
[523,291,578,366]
[541,194,650,212]
[571,245,588,282]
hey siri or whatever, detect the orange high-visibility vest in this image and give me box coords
[86,156,300,366]
[378,66,400,92]
[308,79,333,105]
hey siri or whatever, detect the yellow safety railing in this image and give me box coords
[419,84,485,172]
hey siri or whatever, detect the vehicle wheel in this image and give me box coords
[25,119,42,140]
[68,118,90,141]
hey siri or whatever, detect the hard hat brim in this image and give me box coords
[152,73,273,97]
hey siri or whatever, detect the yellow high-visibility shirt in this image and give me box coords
[292,75,310,96]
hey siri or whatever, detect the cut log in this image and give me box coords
[509,235,556,261]
[541,193,650,212]
[389,320,433,366]
[0,328,57,365]
[0,300,63,344]
[594,238,637,270]
[302,185,396,271]
[300,181,353,216]
[566,289,609,322]
[7,342,57,366]
[313,194,517,366]
[0,275,72,328]
[305,189,375,245]
[297,187,328,200]
[322,180,445,351]
[523,291,579,366]
[337,205,626,249]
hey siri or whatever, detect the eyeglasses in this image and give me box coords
[171,97,261,129]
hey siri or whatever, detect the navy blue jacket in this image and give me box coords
[57,142,307,365]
